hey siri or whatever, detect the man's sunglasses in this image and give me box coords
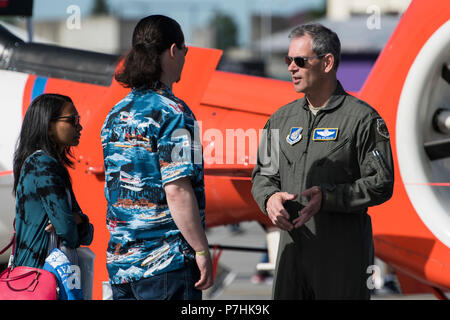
[284,54,325,68]
[53,114,80,126]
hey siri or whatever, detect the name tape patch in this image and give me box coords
[312,128,339,141]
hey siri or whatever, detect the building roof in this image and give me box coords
[255,15,401,54]
[0,21,54,44]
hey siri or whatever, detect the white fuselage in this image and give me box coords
[0,70,29,262]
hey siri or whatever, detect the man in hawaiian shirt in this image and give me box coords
[101,15,212,300]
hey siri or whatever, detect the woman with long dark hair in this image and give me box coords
[13,93,93,269]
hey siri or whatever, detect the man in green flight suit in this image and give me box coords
[251,23,394,300]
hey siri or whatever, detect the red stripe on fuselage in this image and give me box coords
[0,170,13,177]
[22,74,37,117]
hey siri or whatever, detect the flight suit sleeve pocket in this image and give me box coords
[366,149,393,184]
[360,149,394,204]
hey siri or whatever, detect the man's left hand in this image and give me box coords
[292,186,322,228]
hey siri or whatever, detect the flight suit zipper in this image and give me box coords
[299,110,325,204]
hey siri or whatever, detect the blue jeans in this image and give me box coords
[111,262,202,300]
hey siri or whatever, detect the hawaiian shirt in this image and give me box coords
[101,82,205,284]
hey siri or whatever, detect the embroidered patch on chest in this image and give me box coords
[286,127,303,145]
[312,128,339,141]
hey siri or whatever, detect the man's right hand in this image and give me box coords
[266,192,297,231]
[194,254,214,290]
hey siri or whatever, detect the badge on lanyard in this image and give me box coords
[286,127,303,145]
[312,128,339,141]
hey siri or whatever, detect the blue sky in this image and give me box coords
[33,0,325,46]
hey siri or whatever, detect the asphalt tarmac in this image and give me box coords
[203,221,439,300]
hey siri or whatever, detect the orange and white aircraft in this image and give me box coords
[0,0,449,299]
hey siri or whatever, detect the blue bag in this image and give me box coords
[43,248,84,300]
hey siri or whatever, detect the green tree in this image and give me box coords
[210,12,238,51]
[92,0,109,16]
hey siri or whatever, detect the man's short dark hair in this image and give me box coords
[289,23,341,70]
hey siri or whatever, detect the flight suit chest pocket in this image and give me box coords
[314,137,353,177]
[279,124,308,164]
[279,141,305,192]
[319,137,350,161]
[279,139,307,167]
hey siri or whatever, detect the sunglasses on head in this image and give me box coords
[284,54,326,68]
[53,114,80,126]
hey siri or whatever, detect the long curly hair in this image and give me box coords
[115,15,185,89]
